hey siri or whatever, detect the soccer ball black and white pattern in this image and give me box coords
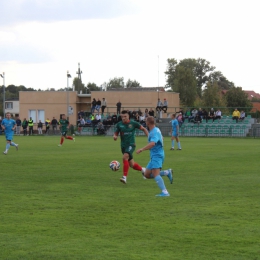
[109,161,120,171]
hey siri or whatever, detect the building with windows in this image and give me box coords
[18,89,180,124]
[5,99,19,116]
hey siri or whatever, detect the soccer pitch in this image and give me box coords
[1,136,259,260]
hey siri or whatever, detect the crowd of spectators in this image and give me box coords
[76,108,156,135]
[175,107,247,126]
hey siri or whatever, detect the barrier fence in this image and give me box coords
[73,124,260,138]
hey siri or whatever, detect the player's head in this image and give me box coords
[61,114,66,119]
[121,110,129,123]
[171,113,176,119]
[6,112,11,119]
[146,116,155,130]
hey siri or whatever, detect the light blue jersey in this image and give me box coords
[171,119,178,133]
[149,127,164,158]
[146,127,164,170]
[1,118,16,140]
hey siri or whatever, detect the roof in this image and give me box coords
[243,90,260,100]
[107,87,165,92]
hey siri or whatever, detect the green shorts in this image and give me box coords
[121,145,135,161]
[61,131,67,137]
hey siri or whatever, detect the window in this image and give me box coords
[29,110,36,122]
[5,102,13,109]
[38,110,45,122]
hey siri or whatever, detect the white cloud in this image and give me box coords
[0,0,260,92]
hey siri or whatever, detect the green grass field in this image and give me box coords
[0,135,259,260]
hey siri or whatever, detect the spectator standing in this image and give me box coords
[101,98,107,115]
[16,117,22,135]
[96,98,101,112]
[22,118,28,136]
[28,117,34,135]
[232,108,240,123]
[45,118,50,134]
[162,98,168,113]
[38,120,43,134]
[91,98,97,114]
[116,100,122,114]
[51,117,58,133]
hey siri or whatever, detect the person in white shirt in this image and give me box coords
[213,109,222,122]
[96,113,101,122]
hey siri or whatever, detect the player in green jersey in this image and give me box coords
[113,110,149,184]
[58,114,75,146]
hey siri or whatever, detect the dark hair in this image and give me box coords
[121,110,128,114]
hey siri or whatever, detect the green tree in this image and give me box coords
[165,58,178,90]
[208,71,234,90]
[86,82,101,93]
[165,58,215,98]
[107,77,124,89]
[225,87,252,111]
[173,66,197,106]
[125,79,142,88]
[202,82,227,107]
[73,77,86,93]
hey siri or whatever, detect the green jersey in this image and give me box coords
[115,120,141,148]
[59,119,69,132]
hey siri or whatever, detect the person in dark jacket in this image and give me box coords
[22,118,28,136]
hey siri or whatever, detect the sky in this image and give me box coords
[0,0,260,92]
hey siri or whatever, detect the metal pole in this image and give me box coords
[0,72,5,117]
[67,72,69,118]
[67,71,71,120]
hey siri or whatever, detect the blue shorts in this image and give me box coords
[146,156,164,170]
[172,131,178,137]
[5,133,14,141]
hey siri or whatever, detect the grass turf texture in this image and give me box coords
[0,136,259,260]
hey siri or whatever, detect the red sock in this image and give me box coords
[60,137,64,145]
[132,163,142,171]
[66,136,73,140]
[123,160,130,177]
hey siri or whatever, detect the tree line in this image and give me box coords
[0,57,256,113]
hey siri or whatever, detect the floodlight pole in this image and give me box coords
[0,72,5,117]
[67,71,71,119]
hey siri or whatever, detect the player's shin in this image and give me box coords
[123,159,130,177]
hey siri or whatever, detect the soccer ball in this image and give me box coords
[109,160,120,171]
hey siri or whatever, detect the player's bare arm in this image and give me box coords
[113,132,118,141]
[140,126,149,137]
[136,141,155,154]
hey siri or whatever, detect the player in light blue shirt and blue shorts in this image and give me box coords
[136,116,173,197]
[170,113,182,150]
[1,112,19,155]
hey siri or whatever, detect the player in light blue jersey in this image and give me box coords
[170,113,181,150]
[1,112,19,155]
[136,116,173,197]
